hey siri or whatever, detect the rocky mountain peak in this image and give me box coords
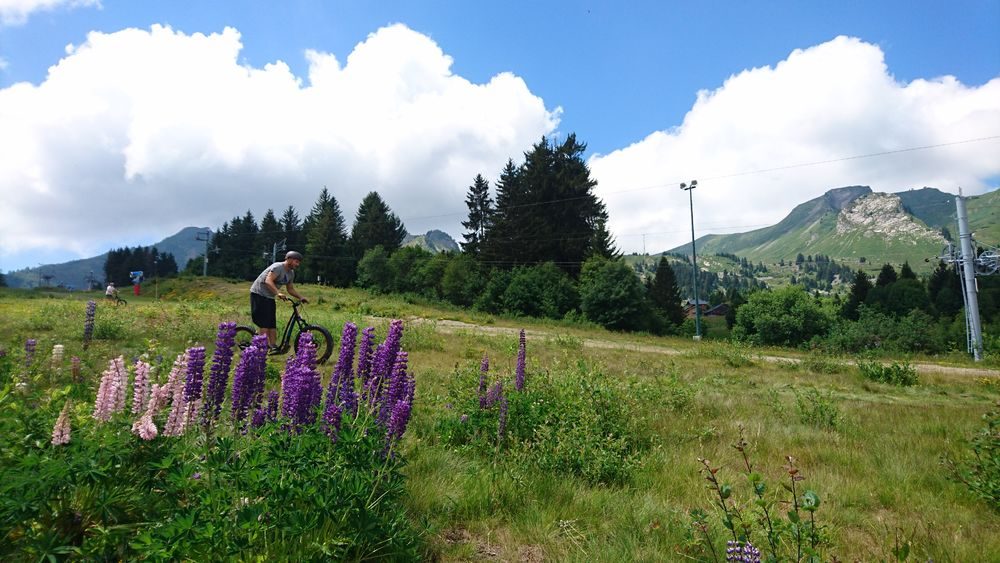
[836,193,945,243]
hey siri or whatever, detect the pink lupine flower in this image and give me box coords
[93,356,127,422]
[131,360,151,415]
[131,413,158,440]
[51,401,72,446]
[162,352,190,436]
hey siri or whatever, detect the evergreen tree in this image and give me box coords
[461,173,493,256]
[481,135,608,276]
[280,206,303,254]
[481,159,522,266]
[842,269,872,320]
[589,217,621,260]
[350,191,407,257]
[648,257,685,326]
[899,261,917,280]
[927,261,963,318]
[875,263,898,287]
[303,187,350,286]
[258,209,283,263]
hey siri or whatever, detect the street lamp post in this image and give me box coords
[680,180,702,340]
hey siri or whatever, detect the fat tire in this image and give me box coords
[234,325,257,351]
[295,324,334,365]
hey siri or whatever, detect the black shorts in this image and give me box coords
[250,292,277,329]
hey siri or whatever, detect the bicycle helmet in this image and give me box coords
[285,250,304,261]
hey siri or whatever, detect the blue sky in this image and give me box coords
[1,0,999,273]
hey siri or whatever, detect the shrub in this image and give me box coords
[732,286,831,347]
[857,359,919,386]
[793,387,841,430]
[437,359,659,486]
[944,402,1000,512]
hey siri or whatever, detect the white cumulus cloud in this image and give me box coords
[589,36,1000,255]
[0,23,559,270]
[0,0,99,26]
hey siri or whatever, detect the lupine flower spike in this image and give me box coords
[51,401,72,446]
[24,338,37,369]
[202,322,237,424]
[515,329,526,391]
[83,300,96,349]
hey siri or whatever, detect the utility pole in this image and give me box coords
[272,238,286,262]
[153,255,159,300]
[196,230,211,277]
[680,180,702,340]
[955,190,984,361]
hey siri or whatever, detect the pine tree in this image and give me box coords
[842,269,873,320]
[258,209,283,263]
[589,217,621,260]
[875,264,898,287]
[303,188,349,286]
[280,206,303,253]
[481,135,608,277]
[461,173,493,256]
[899,261,917,280]
[350,191,407,257]
[649,257,686,326]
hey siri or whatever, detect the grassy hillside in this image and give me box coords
[3,279,998,560]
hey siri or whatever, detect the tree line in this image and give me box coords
[104,247,179,287]
[163,131,993,354]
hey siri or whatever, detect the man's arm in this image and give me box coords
[264,272,286,300]
[285,281,308,303]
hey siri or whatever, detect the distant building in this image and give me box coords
[705,303,730,317]
[683,299,710,319]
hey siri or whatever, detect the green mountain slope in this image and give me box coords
[667,186,997,271]
[6,226,210,289]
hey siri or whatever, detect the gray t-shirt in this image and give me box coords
[250,262,294,299]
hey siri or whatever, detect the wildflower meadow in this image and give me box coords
[1,279,999,561]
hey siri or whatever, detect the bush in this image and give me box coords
[436,364,659,486]
[857,359,919,386]
[579,257,661,332]
[944,402,1000,512]
[732,286,831,347]
[0,391,423,560]
[500,263,578,319]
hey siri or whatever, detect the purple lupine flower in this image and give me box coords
[356,326,375,384]
[266,390,279,421]
[71,356,81,383]
[378,351,408,426]
[515,329,526,391]
[201,322,237,424]
[322,400,342,442]
[131,360,151,415]
[498,394,509,441]
[251,407,267,428]
[364,320,404,408]
[281,333,322,428]
[231,334,269,426]
[725,540,762,563]
[83,300,96,350]
[484,381,502,409]
[182,346,206,403]
[326,322,358,417]
[478,353,489,408]
[24,339,37,369]
[460,414,469,423]
[51,401,72,446]
[385,394,413,450]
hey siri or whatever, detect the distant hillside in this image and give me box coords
[665,186,999,270]
[6,226,211,289]
[403,230,460,253]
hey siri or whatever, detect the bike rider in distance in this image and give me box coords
[249,250,309,351]
[105,281,118,301]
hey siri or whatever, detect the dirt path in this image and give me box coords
[408,318,1000,378]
